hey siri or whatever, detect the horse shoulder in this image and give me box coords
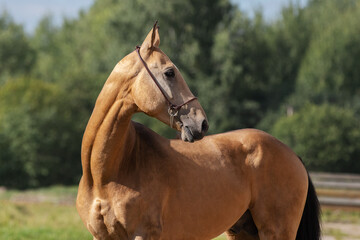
[209,128,300,169]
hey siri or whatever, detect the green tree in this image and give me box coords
[206,11,270,131]
[206,2,314,133]
[271,104,360,173]
[0,78,83,188]
[0,12,34,83]
[291,0,360,108]
[259,0,360,131]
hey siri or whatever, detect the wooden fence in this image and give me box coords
[310,172,360,207]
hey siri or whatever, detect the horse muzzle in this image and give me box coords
[180,116,209,142]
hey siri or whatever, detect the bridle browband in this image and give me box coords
[135,45,197,127]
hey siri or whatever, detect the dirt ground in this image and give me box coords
[322,206,360,240]
[323,222,360,240]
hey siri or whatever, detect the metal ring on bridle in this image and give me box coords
[168,107,179,117]
[168,107,178,128]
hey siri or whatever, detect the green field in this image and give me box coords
[1,186,359,240]
[0,186,92,240]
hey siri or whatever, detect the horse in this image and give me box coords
[76,22,321,240]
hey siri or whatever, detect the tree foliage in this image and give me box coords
[1,0,360,188]
[0,78,83,188]
[294,0,360,107]
[271,104,360,173]
[0,12,34,83]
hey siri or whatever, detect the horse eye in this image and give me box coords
[164,69,175,78]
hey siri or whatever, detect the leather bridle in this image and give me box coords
[135,45,198,127]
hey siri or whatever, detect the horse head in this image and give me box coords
[129,22,208,142]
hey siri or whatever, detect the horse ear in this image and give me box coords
[140,21,160,55]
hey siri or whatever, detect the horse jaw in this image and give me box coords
[180,125,195,143]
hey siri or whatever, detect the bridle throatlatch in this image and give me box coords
[135,45,197,128]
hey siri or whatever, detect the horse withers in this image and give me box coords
[76,22,321,240]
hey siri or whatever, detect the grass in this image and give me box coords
[324,228,348,240]
[0,202,92,240]
[0,186,92,240]
[1,186,360,240]
[322,207,360,224]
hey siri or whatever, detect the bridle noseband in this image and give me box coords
[135,45,197,127]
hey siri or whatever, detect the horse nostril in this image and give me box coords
[201,119,209,133]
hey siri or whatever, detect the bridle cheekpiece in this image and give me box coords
[135,45,197,127]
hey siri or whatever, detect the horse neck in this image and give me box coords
[81,67,137,188]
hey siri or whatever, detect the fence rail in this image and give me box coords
[310,172,360,207]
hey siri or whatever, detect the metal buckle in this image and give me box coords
[168,107,178,128]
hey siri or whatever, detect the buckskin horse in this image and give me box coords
[76,22,321,240]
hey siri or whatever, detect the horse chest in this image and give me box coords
[83,188,163,239]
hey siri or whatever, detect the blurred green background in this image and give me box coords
[0,0,360,189]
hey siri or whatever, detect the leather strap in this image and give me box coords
[135,45,198,113]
